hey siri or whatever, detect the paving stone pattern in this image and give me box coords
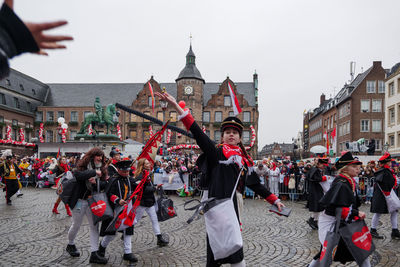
[0,188,399,266]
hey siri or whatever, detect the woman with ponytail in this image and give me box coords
[156,91,284,267]
[50,156,72,216]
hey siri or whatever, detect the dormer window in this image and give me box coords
[32,89,36,95]
[20,84,24,91]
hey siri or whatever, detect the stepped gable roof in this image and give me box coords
[203,82,256,107]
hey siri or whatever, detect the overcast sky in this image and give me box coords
[9,0,400,149]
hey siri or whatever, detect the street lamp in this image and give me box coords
[160,87,168,156]
[383,142,389,153]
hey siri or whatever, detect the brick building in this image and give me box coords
[2,45,260,157]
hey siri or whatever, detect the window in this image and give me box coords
[12,119,18,126]
[19,84,24,91]
[372,120,382,132]
[157,111,163,121]
[361,120,369,132]
[129,113,137,122]
[57,111,65,119]
[70,130,77,140]
[129,130,137,139]
[203,111,210,122]
[32,89,36,95]
[36,111,43,121]
[13,97,20,108]
[25,122,30,129]
[389,135,395,147]
[46,130,53,142]
[224,96,231,106]
[339,102,351,118]
[170,111,177,122]
[205,130,210,137]
[0,116,3,123]
[375,139,382,151]
[389,82,395,96]
[243,111,251,122]
[46,111,54,121]
[71,111,78,122]
[215,111,222,122]
[214,130,221,143]
[360,100,370,112]
[229,111,234,117]
[243,131,250,144]
[56,132,62,142]
[372,99,382,112]
[148,96,153,107]
[0,93,5,104]
[26,101,31,112]
[366,81,375,93]
[5,79,10,86]
[84,111,91,119]
[389,107,395,125]
[378,81,385,93]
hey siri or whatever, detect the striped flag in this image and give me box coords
[148,82,155,113]
[228,82,242,116]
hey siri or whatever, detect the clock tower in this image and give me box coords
[176,44,204,121]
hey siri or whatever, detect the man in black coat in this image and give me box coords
[306,157,328,229]
[370,152,400,239]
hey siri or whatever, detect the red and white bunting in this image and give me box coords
[149,125,153,138]
[61,128,67,143]
[0,139,35,147]
[166,129,171,144]
[202,125,206,133]
[245,125,256,150]
[19,128,25,143]
[117,124,122,140]
[177,132,182,138]
[39,123,44,143]
[87,124,93,135]
[6,125,11,141]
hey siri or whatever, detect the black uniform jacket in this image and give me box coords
[371,167,396,214]
[134,173,157,208]
[320,174,361,264]
[306,167,325,212]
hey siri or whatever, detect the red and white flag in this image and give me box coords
[6,125,11,141]
[117,124,122,140]
[228,82,242,116]
[148,82,155,113]
[39,123,44,143]
[331,127,337,154]
[19,128,25,143]
[87,124,93,135]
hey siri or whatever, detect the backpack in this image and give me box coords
[56,171,77,204]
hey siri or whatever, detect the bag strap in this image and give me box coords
[184,198,215,224]
[117,180,122,198]
[231,166,244,200]
[96,177,100,193]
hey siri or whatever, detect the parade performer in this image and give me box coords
[267,162,280,196]
[370,152,400,239]
[107,148,122,178]
[132,158,168,247]
[306,157,328,230]
[50,156,72,216]
[155,91,284,267]
[0,150,21,205]
[308,151,371,267]
[99,159,138,263]
[66,147,108,264]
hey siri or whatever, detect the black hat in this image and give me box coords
[221,117,244,135]
[335,151,362,170]
[110,149,122,158]
[115,159,132,171]
[378,152,394,163]
[318,157,329,166]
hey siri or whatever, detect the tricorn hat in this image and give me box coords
[378,152,394,163]
[335,151,362,170]
[115,159,132,171]
[221,116,244,135]
[317,157,329,166]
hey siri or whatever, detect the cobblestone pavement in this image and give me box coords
[0,188,399,266]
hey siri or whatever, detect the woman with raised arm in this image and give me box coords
[155,91,284,267]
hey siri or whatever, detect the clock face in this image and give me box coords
[184,85,193,95]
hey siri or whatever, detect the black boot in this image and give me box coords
[89,251,108,264]
[98,244,106,258]
[306,217,317,230]
[66,244,80,257]
[391,229,400,240]
[370,228,384,239]
[313,220,319,229]
[157,234,169,247]
[123,253,138,263]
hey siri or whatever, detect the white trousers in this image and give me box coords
[68,199,99,252]
[101,232,132,254]
[134,205,161,235]
[269,177,279,196]
[371,211,398,229]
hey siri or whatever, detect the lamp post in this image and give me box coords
[160,87,168,156]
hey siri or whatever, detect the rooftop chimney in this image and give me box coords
[320,93,326,105]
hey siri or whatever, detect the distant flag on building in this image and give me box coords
[331,127,337,154]
[148,82,155,113]
[228,82,242,116]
